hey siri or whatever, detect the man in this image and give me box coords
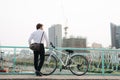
[28,23,49,76]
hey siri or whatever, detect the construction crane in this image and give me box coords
[64,27,68,38]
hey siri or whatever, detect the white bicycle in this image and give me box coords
[41,42,89,76]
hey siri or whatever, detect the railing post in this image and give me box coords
[13,48,16,73]
[0,51,4,70]
[102,49,105,75]
[116,64,118,71]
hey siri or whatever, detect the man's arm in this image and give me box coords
[28,33,33,45]
[44,32,49,47]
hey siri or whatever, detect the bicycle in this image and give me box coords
[41,42,89,76]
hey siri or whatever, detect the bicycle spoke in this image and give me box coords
[41,54,57,75]
[69,55,88,76]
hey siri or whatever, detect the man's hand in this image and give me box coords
[45,47,49,49]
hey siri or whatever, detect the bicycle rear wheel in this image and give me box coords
[69,55,88,76]
[41,54,57,75]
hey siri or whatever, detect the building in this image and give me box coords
[111,23,120,49]
[92,42,102,48]
[48,24,62,47]
[62,37,87,48]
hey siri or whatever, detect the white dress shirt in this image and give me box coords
[28,29,49,47]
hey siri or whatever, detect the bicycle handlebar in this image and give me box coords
[50,42,55,48]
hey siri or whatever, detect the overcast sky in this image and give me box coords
[0,0,120,47]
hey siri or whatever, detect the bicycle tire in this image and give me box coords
[41,54,57,75]
[69,55,89,76]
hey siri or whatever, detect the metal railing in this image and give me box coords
[0,46,120,75]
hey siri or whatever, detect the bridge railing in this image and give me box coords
[0,46,120,75]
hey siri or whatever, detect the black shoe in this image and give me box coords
[36,73,42,76]
[35,71,42,76]
[39,72,43,75]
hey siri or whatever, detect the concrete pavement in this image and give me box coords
[0,75,120,80]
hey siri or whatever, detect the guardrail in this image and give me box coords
[0,46,120,75]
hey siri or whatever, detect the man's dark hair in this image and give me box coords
[36,23,43,30]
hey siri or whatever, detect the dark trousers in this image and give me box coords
[33,44,45,72]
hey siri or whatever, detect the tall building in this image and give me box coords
[48,24,62,47]
[0,42,1,53]
[111,23,120,49]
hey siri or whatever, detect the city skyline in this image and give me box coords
[1,0,120,47]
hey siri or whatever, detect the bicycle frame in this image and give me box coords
[46,48,71,67]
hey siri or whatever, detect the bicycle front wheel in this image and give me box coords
[41,54,57,75]
[69,55,89,76]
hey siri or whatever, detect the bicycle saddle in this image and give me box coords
[65,49,74,53]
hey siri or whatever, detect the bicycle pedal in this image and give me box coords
[60,65,65,72]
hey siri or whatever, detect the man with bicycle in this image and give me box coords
[28,23,49,76]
